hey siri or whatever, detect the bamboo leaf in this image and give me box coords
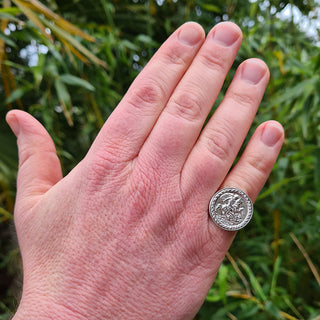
[99,0,115,26]
[239,260,267,302]
[314,147,320,194]
[271,78,316,106]
[59,37,78,66]
[257,176,304,200]
[290,233,320,286]
[201,4,221,13]
[60,74,95,91]
[20,0,95,42]
[136,34,158,46]
[264,300,282,319]
[54,78,71,107]
[54,78,73,126]
[59,36,89,65]
[279,311,300,320]
[218,264,228,304]
[0,31,18,48]
[5,85,32,104]
[0,12,21,22]
[12,0,54,43]
[270,257,281,297]
[0,7,21,15]
[0,207,13,222]
[56,16,95,43]
[205,289,222,302]
[17,0,60,20]
[45,20,107,68]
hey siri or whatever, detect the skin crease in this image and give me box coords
[6,22,284,320]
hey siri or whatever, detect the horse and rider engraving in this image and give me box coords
[215,192,247,225]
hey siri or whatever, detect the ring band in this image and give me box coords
[209,187,253,231]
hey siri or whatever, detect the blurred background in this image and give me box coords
[0,0,320,319]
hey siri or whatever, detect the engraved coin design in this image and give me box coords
[209,188,253,231]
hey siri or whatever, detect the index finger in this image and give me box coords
[87,22,205,164]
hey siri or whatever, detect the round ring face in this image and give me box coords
[209,188,253,231]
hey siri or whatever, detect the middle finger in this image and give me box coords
[138,22,242,173]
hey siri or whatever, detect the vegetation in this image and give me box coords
[1,0,320,319]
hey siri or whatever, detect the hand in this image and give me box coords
[7,22,284,320]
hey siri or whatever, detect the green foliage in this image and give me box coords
[1,0,320,319]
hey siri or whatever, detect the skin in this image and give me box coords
[6,22,284,319]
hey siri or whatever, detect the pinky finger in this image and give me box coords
[220,120,284,203]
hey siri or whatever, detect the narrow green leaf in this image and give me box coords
[205,288,222,302]
[0,12,21,22]
[257,176,304,200]
[264,300,282,319]
[0,207,13,222]
[44,19,107,67]
[314,148,320,194]
[99,0,115,26]
[271,78,316,106]
[239,260,267,302]
[0,7,21,15]
[218,264,228,304]
[270,257,281,297]
[5,85,32,104]
[54,78,71,107]
[201,4,220,13]
[59,74,95,91]
[0,31,18,48]
[2,60,28,72]
[12,0,54,43]
[121,39,139,51]
[135,34,158,46]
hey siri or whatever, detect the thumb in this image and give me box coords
[6,110,63,205]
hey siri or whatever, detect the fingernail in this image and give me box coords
[241,59,267,84]
[211,22,241,47]
[261,122,283,147]
[6,113,20,136]
[178,22,203,46]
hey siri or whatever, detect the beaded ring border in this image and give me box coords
[209,187,253,231]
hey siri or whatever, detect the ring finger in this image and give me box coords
[182,58,270,201]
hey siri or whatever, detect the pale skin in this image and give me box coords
[6,22,284,319]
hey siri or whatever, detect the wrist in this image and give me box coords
[12,294,87,320]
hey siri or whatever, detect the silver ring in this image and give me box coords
[209,188,253,231]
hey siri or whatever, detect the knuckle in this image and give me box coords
[168,91,203,122]
[198,51,228,73]
[246,152,273,176]
[88,156,116,182]
[227,90,257,108]
[18,146,35,169]
[18,134,56,170]
[162,44,190,66]
[126,79,165,115]
[125,167,158,219]
[89,145,128,177]
[228,152,275,200]
[227,174,257,202]
[203,125,234,162]
[19,148,56,172]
